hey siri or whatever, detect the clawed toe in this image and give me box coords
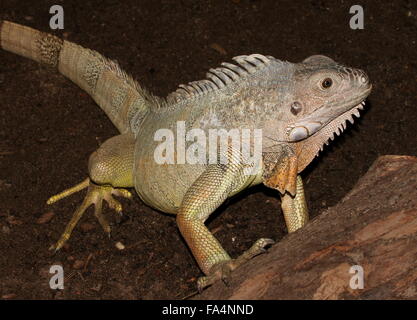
[47,178,131,251]
[197,238,274,292]
[197,261,233,292]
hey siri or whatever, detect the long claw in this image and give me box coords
[197,276,211,293]
[47,178,89,205]
[236,238,275,264]
[104,196,123,213]
[221,273,231,287]
[47,178,132,251]
[94,199,111,234]
[50,198,92,251]
[112,189,132,199]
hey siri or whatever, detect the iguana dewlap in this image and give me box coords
[0,20,372,291]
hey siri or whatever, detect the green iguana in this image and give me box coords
[0,20,372,290]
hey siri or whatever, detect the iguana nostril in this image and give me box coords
[290,101,302,115]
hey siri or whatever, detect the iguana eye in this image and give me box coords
[321,78,333,89]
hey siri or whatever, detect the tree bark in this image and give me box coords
[197,155,417,300]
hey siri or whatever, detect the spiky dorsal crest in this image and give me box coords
[167,54,272,104]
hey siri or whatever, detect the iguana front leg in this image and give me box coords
[263,146,309,233]
[47,133,135,251]
[176,157,273,291]
[280,175,309,232]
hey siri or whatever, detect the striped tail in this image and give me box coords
[0,20,156,133]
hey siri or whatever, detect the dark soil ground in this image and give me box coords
[0,0,416,299]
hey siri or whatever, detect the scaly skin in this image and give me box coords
[1,20,372,290]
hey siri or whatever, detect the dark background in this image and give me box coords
[0,0,415,299]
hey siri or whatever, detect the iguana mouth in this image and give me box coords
[316,100,365,153]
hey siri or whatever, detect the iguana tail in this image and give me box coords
[0,20,157,133]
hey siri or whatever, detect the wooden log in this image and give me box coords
[197,155,417,299]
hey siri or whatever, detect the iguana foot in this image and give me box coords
[47,178,132,251]
[197,238,274,292]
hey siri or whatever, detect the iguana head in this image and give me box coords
[261,55,371,192]
[283,55,371,171]
[287,55,371,141]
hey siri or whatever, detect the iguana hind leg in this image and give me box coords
[280,175,309,233]
[47,133,135,251]
[176,160,273,291]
